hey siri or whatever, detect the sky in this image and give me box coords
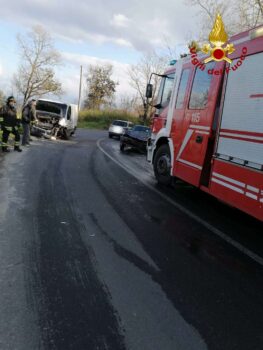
[0,0,200,105]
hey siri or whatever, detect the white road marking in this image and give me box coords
[97,138,263,268]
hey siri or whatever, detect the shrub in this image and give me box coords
[78,109,140,129]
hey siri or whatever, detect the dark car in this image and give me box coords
[120,125,151,153]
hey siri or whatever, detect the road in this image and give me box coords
[0,129,262,350]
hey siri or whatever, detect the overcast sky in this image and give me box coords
[0,0,200,104]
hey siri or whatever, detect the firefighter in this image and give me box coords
[22,99,37,146]
[0,96,22,152]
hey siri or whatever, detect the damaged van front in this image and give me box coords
[32,99,78,139]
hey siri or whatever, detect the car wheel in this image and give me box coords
[120,142,126,152]
[153,144,172,185]
[109,133,113,138]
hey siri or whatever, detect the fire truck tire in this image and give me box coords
[153,144,172,186]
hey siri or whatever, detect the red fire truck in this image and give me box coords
[146,25,263,221]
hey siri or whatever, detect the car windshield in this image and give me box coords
[132,126,151,133]
[112,120,128,127]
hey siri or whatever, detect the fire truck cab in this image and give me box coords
[146,25,263,221]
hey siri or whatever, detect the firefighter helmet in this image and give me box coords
[6,96,16,104]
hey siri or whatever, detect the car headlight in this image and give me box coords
[59,118,67,127]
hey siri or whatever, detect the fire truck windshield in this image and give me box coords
[156,73,175,110]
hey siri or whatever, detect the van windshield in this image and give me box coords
[36,101,67,117]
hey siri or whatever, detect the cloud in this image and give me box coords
[0,0,200,103]
[0,0,197,52]
[0,59,16,96]
[113,38,133,47]
[110,14,130,28]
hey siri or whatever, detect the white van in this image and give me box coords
[32,99,78,139]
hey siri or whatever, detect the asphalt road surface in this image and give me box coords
[0,129,262,350]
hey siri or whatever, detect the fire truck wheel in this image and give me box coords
[154,144,172,186]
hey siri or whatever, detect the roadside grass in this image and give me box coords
[78,109,139,130]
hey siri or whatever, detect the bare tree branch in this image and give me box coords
[14,25,62,106]
[128,51,169,123]
[186,0,263,40]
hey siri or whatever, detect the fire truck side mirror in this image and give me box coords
[146,84,153,99]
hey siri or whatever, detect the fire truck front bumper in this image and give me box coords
[146,137,154,163]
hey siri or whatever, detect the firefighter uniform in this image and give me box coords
[0,96,22,152]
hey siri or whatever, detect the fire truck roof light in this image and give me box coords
[250,26,263,39]
[169,59,177,66]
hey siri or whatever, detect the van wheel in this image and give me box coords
[71,127,77,136]
[153,144,172,185]
[63,129,70,140]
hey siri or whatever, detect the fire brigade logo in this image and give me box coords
[189,13,247,74]
[202,14,235,63]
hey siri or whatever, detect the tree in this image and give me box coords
[84,64,118,110]
[234,0,263,31]
[14,25,62,106]
[186,0,263,40]
[0,90,6,107]
[128,51,168,124]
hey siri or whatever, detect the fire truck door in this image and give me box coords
[174,62,223,187]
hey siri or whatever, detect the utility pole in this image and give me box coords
[78,65,83,111]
